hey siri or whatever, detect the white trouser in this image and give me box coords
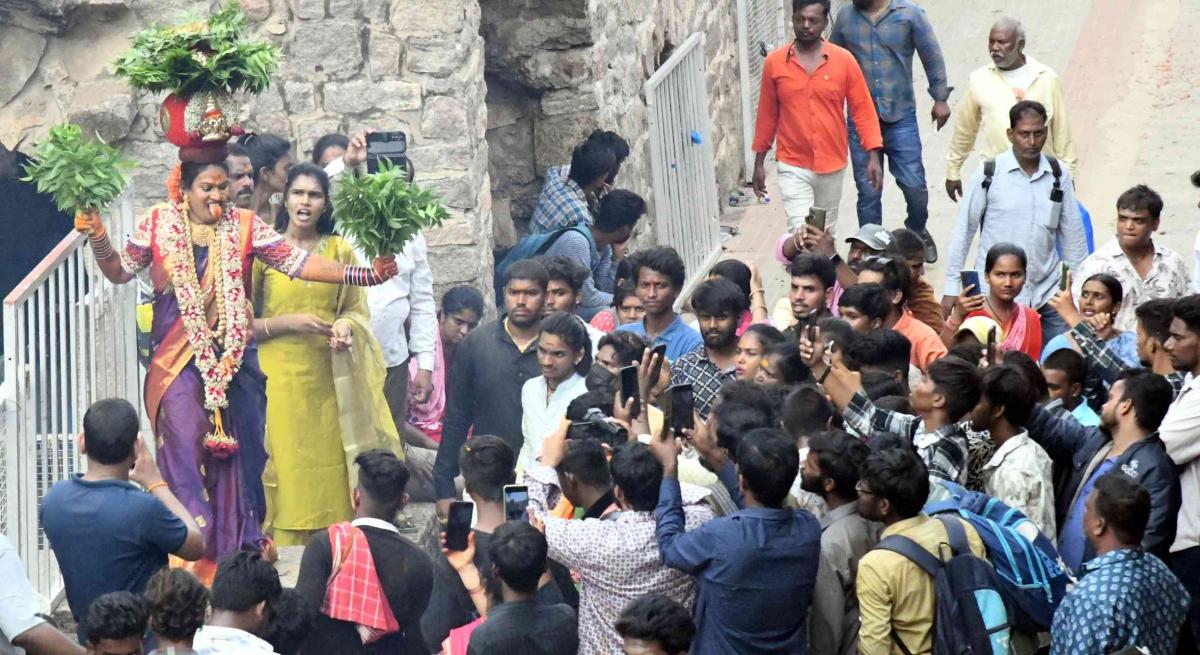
[777,161,846,234]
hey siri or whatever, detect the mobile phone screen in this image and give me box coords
[619,365,641,418]
[365,131,408,174]
[503,485,530,523]
[670,384,695,433]
[961,271,981,297]
[806,207,827,232]
[648,344,667,385]
[445,501,473,551]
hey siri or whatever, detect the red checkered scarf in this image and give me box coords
[321,522,401,644]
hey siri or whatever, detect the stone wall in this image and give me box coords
[2,0,755,301]
[587,0,746,249]
[0,0,493,305]
[482,0,747,250]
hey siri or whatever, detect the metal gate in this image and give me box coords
[2,188,142,601]
[645,32,722,292]
[737,0,788,181]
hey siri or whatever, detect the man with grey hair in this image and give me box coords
[945,17,1077,201]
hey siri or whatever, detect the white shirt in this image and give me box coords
[1073,238,1191,333]
[517,373,588,473]
[583,318,604,354]
[0,534,43,654]
[194,625,280,655]
[1193,231,1200,293]
[997,64,1037,93]
[324,157,438,370]
[1160,373,1200,552]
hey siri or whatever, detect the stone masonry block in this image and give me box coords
[287,21,363,80]
[389,0,465,35]
[293,0,325,20]
[238,0,272,21]
[406,36,468,78]
[282,80,316,114]
[418,170,475,211]
[368,30,403,79]
[323,80,422,115]
[420,95,470,142]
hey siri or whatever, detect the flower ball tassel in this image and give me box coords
[203,409,239,459]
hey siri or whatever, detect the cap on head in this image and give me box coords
[845,224,894,251]
[957,315,1004,344]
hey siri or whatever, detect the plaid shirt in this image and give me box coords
[843,391,969,485]
[1072,322,1187,396]
[525,466,715,655]
[671,347,736,421]
[529,165,592,234]
[829,0,951,123]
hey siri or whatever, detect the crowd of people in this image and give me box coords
[5,0,1200,654]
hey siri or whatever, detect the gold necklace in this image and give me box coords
[191,222,216,247]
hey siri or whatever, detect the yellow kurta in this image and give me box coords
[253,236,399,546]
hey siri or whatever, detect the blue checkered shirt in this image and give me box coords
[829,0,951,123]
[1051,548,1189,655]
[529,165,592,234]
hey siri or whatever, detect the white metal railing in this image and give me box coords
[1,188,141,601]
[737,0,787,181]
[645,32,723,293]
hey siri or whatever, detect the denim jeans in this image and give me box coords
[1038,303,1069,349]
[848,109,929,231]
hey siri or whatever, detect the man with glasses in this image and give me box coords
[855,448,988,655]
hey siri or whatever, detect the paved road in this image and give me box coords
[723,0,1199,309]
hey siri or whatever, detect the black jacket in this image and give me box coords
[1027,405,1180,563]
[295,524,434,655]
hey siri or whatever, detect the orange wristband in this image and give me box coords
[146,481,169,494]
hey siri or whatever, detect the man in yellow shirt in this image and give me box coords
[945,17,1077,201]
[854,448,987,654]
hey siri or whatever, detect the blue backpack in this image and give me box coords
[924,480,1070,632]
[493,225,595,307]
[878,515,1014,655]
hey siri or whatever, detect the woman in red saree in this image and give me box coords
[75,153,398,582]
[942,243,1043,361]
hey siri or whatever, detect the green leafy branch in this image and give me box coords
[114,2,279,96]
[333,160,451,260]
[21,124,133,214]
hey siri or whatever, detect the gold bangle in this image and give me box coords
[146,481,169,494]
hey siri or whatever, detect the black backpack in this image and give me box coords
[979,156,1063,229]
[877,515,1015,655]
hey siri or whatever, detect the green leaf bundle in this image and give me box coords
[114,2,279,96]
[21,124,134,214]
[333,159,451,260]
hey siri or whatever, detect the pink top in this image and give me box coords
[590,308,618,334]
[406,329,446,442]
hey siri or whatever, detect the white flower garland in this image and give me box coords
[159,201,249,411]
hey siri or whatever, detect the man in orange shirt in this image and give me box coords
[857,255,947,373]
[752,0,884,235]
